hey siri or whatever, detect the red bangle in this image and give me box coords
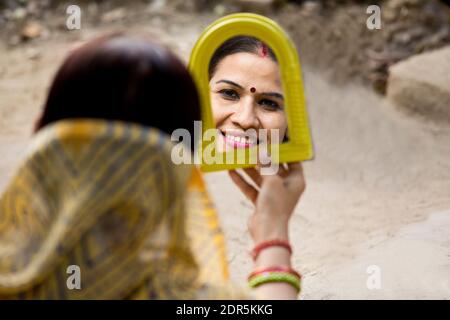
[251,239,292,261]
[248,266,302,281]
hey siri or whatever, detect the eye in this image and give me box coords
[259,99,280,110]
[218,89,239,101]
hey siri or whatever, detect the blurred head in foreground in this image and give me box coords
[35,33,201,150]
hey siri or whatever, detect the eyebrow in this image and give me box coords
[215,79,244,90]
[261,92,284,101]
[216,79,284,100]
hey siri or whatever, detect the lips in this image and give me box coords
[219,129,258,149]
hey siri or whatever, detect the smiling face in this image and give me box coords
[209,52,288,151]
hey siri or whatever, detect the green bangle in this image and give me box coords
[248,272,301,293]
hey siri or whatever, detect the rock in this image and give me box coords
[21,21,43,40]
[234,0,276,14]
[25,47,41,60]
[150,16,163,27]
[387,46,450,125]
[11,7,27,20]
[26,0,40,17]
[301,1,322,17]
[171,0,198,12]
[87,3,99,16]
[0,14,6,27]
[366,48,410,94]
[147,0,167,12]
[8,34,21,46]
[213,4,227,16]
[414,27,450,52]
[100,7,127,23]
[393,26,427,45]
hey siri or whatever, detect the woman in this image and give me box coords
[209,36,288,152]
[0,33,305,299]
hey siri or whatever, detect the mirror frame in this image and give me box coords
[189,13,314,172]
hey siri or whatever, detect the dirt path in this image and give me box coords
[1,10,449,299]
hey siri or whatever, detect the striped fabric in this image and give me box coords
[0,119,250,299]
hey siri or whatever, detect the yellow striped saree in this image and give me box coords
[0,119,250,299]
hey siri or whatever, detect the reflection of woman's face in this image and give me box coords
[210,52,287,151]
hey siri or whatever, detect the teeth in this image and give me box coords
[225,134,257,145]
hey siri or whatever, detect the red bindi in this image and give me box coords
[250,87,256,93]
[260,44,268,58]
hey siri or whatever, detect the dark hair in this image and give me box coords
[208,35,277,79]
[36,33,200,150]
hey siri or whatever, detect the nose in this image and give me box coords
[230,97,259,130]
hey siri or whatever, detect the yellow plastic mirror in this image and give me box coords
[189,13,313,172]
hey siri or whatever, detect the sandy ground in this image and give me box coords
[1,11,449,299]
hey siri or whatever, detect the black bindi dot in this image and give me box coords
[250,87,256,93]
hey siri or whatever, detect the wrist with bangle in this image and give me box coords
[248,239,301,294]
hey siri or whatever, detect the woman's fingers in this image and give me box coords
[243,167,262,188]
[287,161,302,172]
[285,162,306,193]
[228,170,258,203]
[228,162,304,204]
[277,163,289,177]
[286,162,304,179]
